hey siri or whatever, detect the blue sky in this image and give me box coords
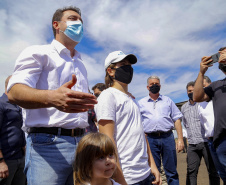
[1,0,226,104]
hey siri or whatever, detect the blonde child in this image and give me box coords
[74,132,121,185]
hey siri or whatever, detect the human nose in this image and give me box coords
[105,157,112,165]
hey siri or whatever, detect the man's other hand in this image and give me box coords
[0,161,9,179]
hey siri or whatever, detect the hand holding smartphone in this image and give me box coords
[207,53,220,66]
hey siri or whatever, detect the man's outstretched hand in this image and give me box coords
[52,74,97,113]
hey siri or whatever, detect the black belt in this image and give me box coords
[146,130,172,137]
[29,127,85,137]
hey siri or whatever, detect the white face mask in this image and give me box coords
[60,20,83,42]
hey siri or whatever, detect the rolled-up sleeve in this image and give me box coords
[7,46,43,92]
[170,99,183,122]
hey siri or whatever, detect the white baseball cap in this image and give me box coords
[105,51,137,70]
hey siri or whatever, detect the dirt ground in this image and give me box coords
[176,152,223,185]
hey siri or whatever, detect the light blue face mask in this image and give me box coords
[60,21,83,43]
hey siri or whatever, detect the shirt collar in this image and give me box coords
[51,40,81,59]
[147,94,162,102]
[188,100,196,105]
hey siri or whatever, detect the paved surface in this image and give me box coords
[176,152,223,185]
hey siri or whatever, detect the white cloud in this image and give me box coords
[0,0,226,103]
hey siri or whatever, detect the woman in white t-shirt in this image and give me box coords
[95,51,161,185]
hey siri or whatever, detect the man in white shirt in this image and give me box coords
[7,6,97,185]
[198,76,226,182]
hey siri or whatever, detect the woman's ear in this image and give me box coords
[106,67,115,77]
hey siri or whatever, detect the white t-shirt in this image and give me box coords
[95,87,151,185]
[7,40,89,129]
[198,101,214,138]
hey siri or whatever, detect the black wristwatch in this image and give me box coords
[0,157,4,162]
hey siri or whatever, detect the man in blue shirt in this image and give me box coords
[0,76,26,185]
[139,75,184,185]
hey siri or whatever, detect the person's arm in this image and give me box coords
[0,150,8,179]
[98,120,128,185]
[145,135,161,185]
[193,56,211,102]
[8,74,97,113]
[174,119,184,153]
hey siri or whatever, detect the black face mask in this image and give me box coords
[114,65,133,84]
[149,84,160,94]
[94,93,100,98]
[188,92,193,101]
[219,63,226,73]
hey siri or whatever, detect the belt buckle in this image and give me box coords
[71,129,74,137]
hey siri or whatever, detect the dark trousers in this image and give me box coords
[208,138,226,183]
[186,142,220,185]
[0,157,26,185]
[131,173,155,185]
[183,137,188,153]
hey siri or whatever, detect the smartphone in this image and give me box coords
[207,53,220,66]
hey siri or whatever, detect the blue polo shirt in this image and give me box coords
[0,93,26,160]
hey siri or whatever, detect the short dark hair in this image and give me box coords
[186,81,195,90]
[219,47,226,51]
[52,6,81,38]
[203,76,211,84]
[92,83,106,92]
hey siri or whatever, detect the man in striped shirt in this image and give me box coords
[181,81,219,185]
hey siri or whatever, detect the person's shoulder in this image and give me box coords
[181,101,189,109]
[138,95,149,104]
[161,95,174,104]
[213,78,226,86]
[20,43,52,56]
[0,94,8,110]
[161,94,171,100]
[100,87,112,94]
[97,88,114,99]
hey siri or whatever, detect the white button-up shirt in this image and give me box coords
[198,101,214,138]
[7,40,89,129]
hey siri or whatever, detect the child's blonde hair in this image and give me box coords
[74,133,117,185]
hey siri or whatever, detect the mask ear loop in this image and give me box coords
[57,21,66,34]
